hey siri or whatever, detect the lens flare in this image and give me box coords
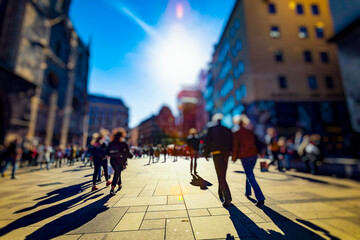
[176,3,184,19]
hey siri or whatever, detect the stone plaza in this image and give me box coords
[0,156,359,239]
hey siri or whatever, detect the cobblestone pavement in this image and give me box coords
[0,156,359,240]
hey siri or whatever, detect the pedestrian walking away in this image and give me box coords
[88,133,111,191]
[107,127,133,196]
[232,114,265,207]
[187,128,200,174]
[204,113,233,208]
[0,134,22,179]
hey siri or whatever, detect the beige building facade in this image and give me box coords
[206,0,350,141]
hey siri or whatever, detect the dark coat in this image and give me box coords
[187,135,200,151]
[204,121,232,156]
[107,141,133,167]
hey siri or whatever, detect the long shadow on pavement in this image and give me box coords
[226,205,328,239]
[190,174,213,190]
[15,180,92,214]
[24,194,112,239]
[0,181,97,238]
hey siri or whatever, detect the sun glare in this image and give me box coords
[148,24,204,86]
[176,3,184,19]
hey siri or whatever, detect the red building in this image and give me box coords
[177,89,208,138]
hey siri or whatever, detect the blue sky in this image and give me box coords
[70,0,235,128]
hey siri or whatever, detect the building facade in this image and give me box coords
[88,95,129,139]
[329,0,360,134]
[177,89,207,138]
[205,0,350,141]
[137,106,177,146]
[0,0,90,146]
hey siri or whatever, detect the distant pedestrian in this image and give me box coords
[107,128,133,196]
[187,128,200,174]
[304,134,323,174]
[232,115,265,207]
[0,134,22,179]
[162,147,167,163]
[88,133,111,191]
[204,113,232,207]
[265,128,283,171]
[148,146,155,164]
[55,146,63,168]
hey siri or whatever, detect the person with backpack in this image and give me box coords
[88,133,111,191]
[107,128,133,196]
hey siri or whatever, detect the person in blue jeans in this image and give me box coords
[232,115,265,207]
[0,134,22,179]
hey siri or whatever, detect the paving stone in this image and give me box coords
[145,210,188,219]
[319,218,360,239]
[114,196,167,207]
[184,193,222,209]
[141,219,166,230]
[279,202,357,219]
[191,215,253,239]
[148,204,186,212]
[167,195,184,205]
[187,209,210,217]
[139,189,155,197]
[79,229,165,240]
[127,206,148,213]
[166,218,194,240]
[1,158,360,240]
[208,207,229,216]
[113,212,145,231]
[67,207,127,234]
[53,235,82,240]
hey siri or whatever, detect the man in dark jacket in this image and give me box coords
[204,113,232,207]
[187,128,200,174]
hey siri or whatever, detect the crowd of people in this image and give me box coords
[0,112,328,205]
[265,128,323,174]
[0,134,88,179]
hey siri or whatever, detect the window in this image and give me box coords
[274,49,283,62]
[221,76,234,97]
[325,77,334,89]
[296,3,304,15]
[279,76,287,89]
[299,26,308,39]
[234,61,244,78]
[320,52,329,63]
[270,26,281,38]
[308,76,318,89]
[315,26,324,38]
[269,3,276,14]
[311,4,320,15]
[304,51,312,63]
[220,58,232,79]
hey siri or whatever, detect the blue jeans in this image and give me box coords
[241,156,265,201]
[0,157,17,178]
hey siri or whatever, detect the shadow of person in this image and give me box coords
[190,174,213,190]
[0,181,97,238]
[15,180,92,214]
[261,206,328,240]
[24,194,112,239]
[296,219,341,240]
[225,205,326,240]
